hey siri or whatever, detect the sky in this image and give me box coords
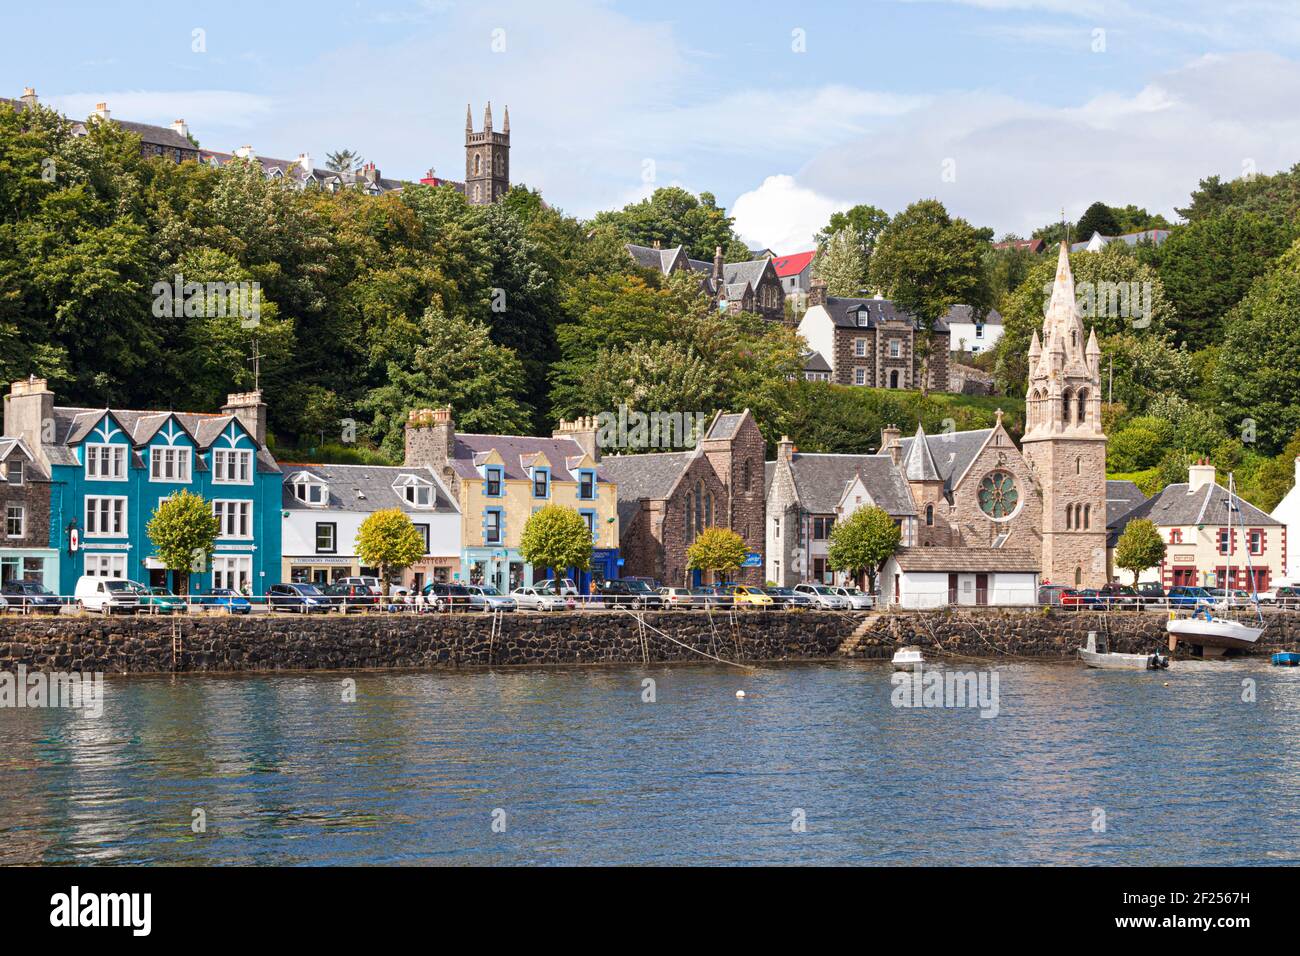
[5,0,1300,252]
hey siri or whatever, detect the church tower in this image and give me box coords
[1021,242,1108,587]
[465,102,510,205]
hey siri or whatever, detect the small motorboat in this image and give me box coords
[1079,631,1169,671]
[891,646,924,670]
[1272,652,1300,667]
[1167,613,1264,656]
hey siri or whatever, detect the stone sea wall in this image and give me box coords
[1,608,1293,675]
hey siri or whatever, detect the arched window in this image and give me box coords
[1074,566,1082,586]
[1084,504,1091,529]
[925,504,934,527]
[1066,504,1073,530]
[1075,503,1083,529]
[474,153,482,175]
[1077,389,1088,424]
[1062,389,1073,424]
[1076,456,1081,475]
[889,369,900,389]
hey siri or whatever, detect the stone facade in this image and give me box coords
[603,411,766,586]
[464,102,510,205]
[1021,243,1108,588]
[0,437,56,590]
[799,291,952,391]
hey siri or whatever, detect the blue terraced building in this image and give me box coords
[1,377,283,596]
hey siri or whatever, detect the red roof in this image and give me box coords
[772,250,816,277]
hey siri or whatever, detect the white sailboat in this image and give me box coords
[1166,472,1265,656]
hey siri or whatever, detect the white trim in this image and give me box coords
[149,445,192,483]
[212,448,254,485]
[212,499,254,539]
[85,495,128,537]
[84,442,128,481]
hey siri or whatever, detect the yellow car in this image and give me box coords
[727,585,774,608]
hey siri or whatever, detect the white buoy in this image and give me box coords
[735,690,746,698]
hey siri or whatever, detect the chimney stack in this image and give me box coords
[20,87,37,109]
[221,391,267,447]
[405,407,458,491]
[808,279,827,308]
[553,416,601,463]
[778,435,795,463]
[93,102,110,121]
[171,119,190,139]
[712,246,724,283]
[4,377,55,470]
[297,152,312,173]
[1188,457,1216,494]
[881,423,902,466]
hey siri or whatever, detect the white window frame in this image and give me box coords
[5,504,23,538]
[84,553,127,578]
[395,475,434,508]
[5,459,23,485]
[212,555,252,592]
[85,496,127,537]
[212,449,254,485]
[212,499,253,539]
[854,367,867,386]
[84,443,127,481]
[854,338,867,357]
[889,340,902,358]
[149,446,192,483]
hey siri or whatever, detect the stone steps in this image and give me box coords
[837,613,883,656]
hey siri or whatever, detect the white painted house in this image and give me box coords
[281,463,461,590]
[880,547,1040,609]
[1271,457,1300,585]
[947,305,1004,355]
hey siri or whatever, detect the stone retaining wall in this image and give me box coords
[2,608,1293,675]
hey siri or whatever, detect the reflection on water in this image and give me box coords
[2,660,1298,865]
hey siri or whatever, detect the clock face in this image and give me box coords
[978,470,1019,519]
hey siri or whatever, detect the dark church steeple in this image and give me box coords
[465,101,510,205]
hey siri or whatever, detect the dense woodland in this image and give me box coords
[3,103,1300,509]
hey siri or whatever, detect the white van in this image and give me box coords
[74,576,140,614]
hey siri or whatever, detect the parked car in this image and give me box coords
[658,586,704,610]
[1096,583,1139,610]
[338,576,383,595]
[422,582,477,612]
[198,589,252,614]
[462,584,518,612]
[511,586,573,611]
[721,584,774,608]
[74,576,139,615]
[1057,588,1094,609]
[833,586,875,610]
[124,582,186,615]
[1136,582,1166,604]
[1268,585,1300,608]
[268,583,332,613]
[1038,584,1071,607]
[690,586,731,609]
[794,583,851,610]
[323,582,379,613]
[1,580,62,614]
[594,579,664,609]
[1167,585,1214,609]
[765,586,814,610]
[534,577,580,597]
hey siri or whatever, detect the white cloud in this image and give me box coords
[783,51,1300,237]
[731,175,848,253]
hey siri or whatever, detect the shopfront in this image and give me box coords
[0,548,59,593]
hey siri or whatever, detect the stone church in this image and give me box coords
[766,242,1109,591]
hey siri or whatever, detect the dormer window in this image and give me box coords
[85,444,126,480]
[5,460,22,485]
[485,467,503,497]
[291,473,328,505]
[533,467,550,499]
[394,474,434,508]
[856,307,869,327]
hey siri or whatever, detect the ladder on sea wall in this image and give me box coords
[837,613,882,657]
[171,617,183,671]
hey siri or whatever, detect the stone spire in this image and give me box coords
[466,103,473,132]
[902,425,942,482]
[503,105,510,133]
[484,101,493,132]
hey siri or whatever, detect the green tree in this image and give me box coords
[1114,518,1166,585]
[1179,162,1300,224]
[1215,238,1300,453]
[686,527,748,584]
[520,505,593,583]
[355,508,426,591]
[146,490,220,592]
[325,149,363,172]
[814,203,890,258]
[1075,201,1122,240]
[871,199,991,395]
[363,307,530,460]
[826,505,901,591]
[812,227,870,296]
[592,186,750,262]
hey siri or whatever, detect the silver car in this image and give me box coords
[833,586,875,610]
[794,584,851,610]
[463,584,517,612]
[511,586,573,611]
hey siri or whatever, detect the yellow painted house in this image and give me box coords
[403,408,619,592]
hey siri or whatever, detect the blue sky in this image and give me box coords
[5,0,1300,250]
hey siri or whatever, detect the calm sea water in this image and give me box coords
[2,659,1298,865]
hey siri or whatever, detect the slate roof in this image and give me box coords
[115,119,197,152]
[891,547,1040,573]
[820,296,961,333]
[722,260,770,290]
[281,463,457,513]
[897,429,993,492]
[803,351,832,373]
[1106,479,1148,524]
[706,413,744,441]
[772,250,816,277]
[626,243,686,274]
[449,434,607,485]
[779,453,916,516]
[49,406,280,473]
[600,451,695,527]
[1117,481,1282,531]
[947,304,1003,326]
[0,437,48,479]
